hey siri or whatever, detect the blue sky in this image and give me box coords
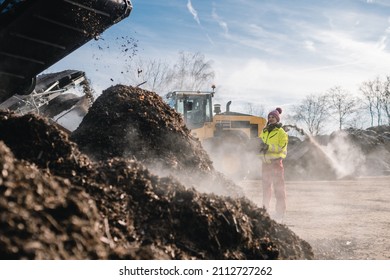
[47,0,390,112]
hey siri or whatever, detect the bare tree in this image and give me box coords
[359,80,376,126]
[359,76,390,126]
[383,76,390,124]
[126,52,215,94]
[169,52,215,91]
[124,58,172,93]
[359,77,384,126]
[244,102,265,117]
[327,86,360,130]
[291,93,329,135]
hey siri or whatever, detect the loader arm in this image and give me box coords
[0,0,132,102]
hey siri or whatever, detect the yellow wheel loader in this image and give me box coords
[165,87,267,180]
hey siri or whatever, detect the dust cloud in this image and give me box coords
[325,131,366,178]
[281,125,390,181]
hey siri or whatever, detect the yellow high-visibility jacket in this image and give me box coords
[259,125,288,163]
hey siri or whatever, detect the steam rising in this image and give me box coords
[325,131,366,178]
[273,124,389,180]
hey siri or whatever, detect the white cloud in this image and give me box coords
[187,0,200,25]
[312,30,390,67]
[212,8,229,36]
[185,0,215,46]
[209,32,390,109]
[377,35,388,51]
[211,57,311,108]
[304,40,316,52]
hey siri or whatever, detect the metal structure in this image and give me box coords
[0,0,132,102]
[0,70,89,115]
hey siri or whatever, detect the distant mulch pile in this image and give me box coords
[0,86,314,260]
[284,136,339,180]
[284,126,390,180]
[329,126,390,176]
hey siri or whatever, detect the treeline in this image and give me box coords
[288,76,390,135]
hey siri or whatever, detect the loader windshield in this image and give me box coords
[165,91,213,129]
[180,95,212,129]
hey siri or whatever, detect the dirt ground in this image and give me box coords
[240,176,390,260]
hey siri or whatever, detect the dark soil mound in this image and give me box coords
[70,85,242,197]
[71,85,209,169]
[0,88,314,260]
[0,141,107,259]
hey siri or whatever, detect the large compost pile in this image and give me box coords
[0,85,314,260]
[71,85,244,197]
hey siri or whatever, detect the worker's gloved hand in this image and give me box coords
[259,142,269,153]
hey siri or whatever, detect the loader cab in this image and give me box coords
[165,91,214,129]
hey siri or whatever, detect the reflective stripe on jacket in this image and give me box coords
[259,126,288,162]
